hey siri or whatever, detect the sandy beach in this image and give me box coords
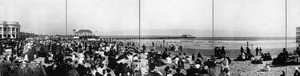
[152,48,299,76]
[136,39,300,76]
[228,60,298,76]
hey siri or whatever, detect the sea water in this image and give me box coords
[138,37,297,49]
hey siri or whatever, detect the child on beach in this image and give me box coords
[221,57,230,76]
[175,45,179,52]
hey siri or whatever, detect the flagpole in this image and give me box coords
[212,0,215,55]
[139,0,141,50]
[138,0,142,75]
[210,0,214,74]
[285,0,287,75]
[65,0,68,75]
[66,0,68,35]
[285,0,287,50]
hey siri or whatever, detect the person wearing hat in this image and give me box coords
[294,67,300,76]
[68,65,80,76]
[0,43,3,55]
[166,56,172,64]
[173,69,184,76]
[186,66,196,76]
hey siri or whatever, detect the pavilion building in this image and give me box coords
[0,21,21,39]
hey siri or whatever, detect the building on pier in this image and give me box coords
[74,29,96,39]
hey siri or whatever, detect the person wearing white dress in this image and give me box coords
[72,54,76,61]
[195,64,201,69]
[91,69,97,76]
[166,57,172,64]
[186,56,193,64]
[175,45,179,51]
[97,67,105,75]
[78,53,85,64]
[241,53,246,60]
[220,58,230,76]
[173,57,180,65]
[24,54,28,62]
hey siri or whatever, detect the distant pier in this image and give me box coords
[96,35,196,40]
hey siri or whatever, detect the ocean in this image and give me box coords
[137,37,298,50]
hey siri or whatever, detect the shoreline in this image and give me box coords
[146,45,297,58]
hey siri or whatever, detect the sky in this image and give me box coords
[0,0,299,37]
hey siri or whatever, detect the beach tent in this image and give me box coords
[44,36,50,40]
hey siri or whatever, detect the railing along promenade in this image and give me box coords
[0,61,46,76]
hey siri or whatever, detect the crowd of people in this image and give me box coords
[0,38,234,76]
[234,46,255,61]
[0,39,146,76]
[149,47,231,76]
[5,37,300,76]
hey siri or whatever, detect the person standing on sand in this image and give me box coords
[165,47,168,51]
[221,46,226,56]
[192,54,195,60]
[240,46,244,53]
[175,45,179,52]
[163,40,165,47]
[179,45,183,52]
[259,47,262,56]
[142,44,146,51]
[152,42,154,47]
[197,52,203,59]
[28,45,36,62]
[246,47,251,55]
[255,47,259,56]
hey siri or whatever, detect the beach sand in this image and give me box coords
[115,40,300,76]
[141,42,299,76]
[229,60,300,76]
